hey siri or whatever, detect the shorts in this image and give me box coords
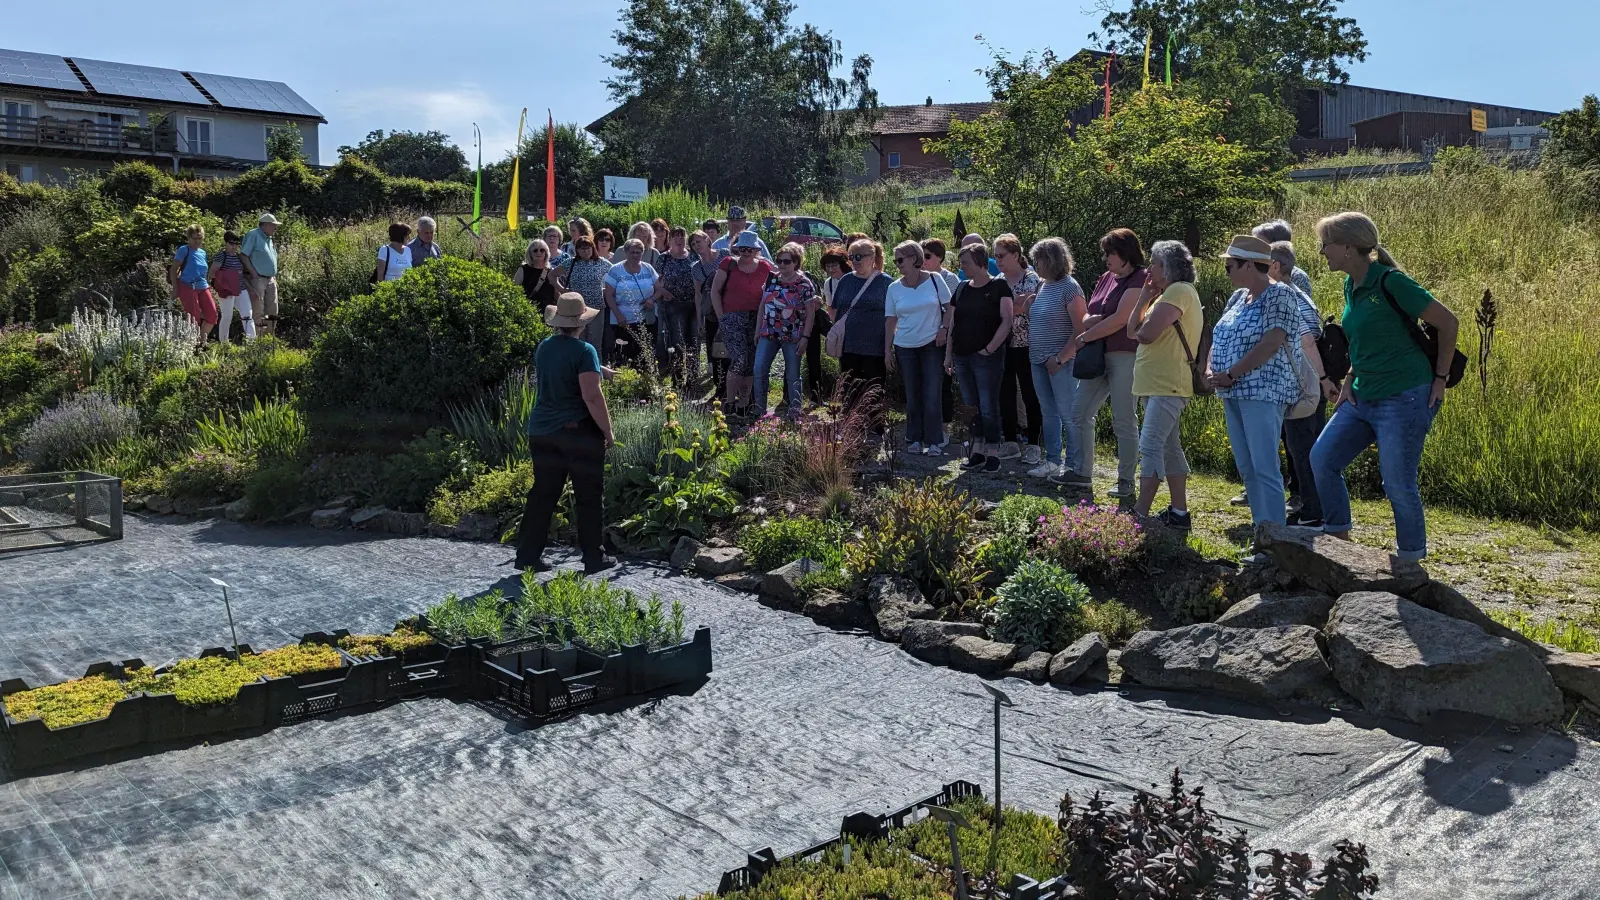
[176,283,219,326]
[250,275,279,319]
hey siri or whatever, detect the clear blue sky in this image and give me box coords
[10,0,1597,165]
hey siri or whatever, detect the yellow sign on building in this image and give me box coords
[1471,108,1488,132]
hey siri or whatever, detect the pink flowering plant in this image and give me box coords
[1035,500,1146,582]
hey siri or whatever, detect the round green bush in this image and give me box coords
[988,559,1092,652]
[306,257,548,416]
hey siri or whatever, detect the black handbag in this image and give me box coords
[1073,338,1107,380]
[1379,271,1466,388]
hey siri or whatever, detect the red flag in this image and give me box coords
[544,111,556,222]
[1105,53,1115,120]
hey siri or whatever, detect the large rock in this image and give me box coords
[454,513,500,542]
[311,507,350,530]
[694,546,749,577]
[802,590,873,630]
[1215,592,1335,630]
[901,621,988,667]
[1544,649,1600,708]
[1325,592,1563,725]
[715,573,763,594]
[1049,633,1108,686]
[1257,523,1428,597]
[144,495,174,515]
[1119,624,1333,701]
[670,536,704,571]
[376,510,427,536]
[224,497,254,522]
[1410,581,1541,652]
[349,506,388,529]
[171,496,205,516]
[195,503,230,520]
[763,558,821,610]
[948,637,1018,675]
[868,576,937,641]
[1004,651,1052,681]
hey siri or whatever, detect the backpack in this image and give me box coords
[1316,316,1351,383]
[1378,270,1466,389]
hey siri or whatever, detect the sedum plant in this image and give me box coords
[988,559,1093,652]
[338,624,436,659]
[2,675,131,729]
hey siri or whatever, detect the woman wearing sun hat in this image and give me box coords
[1207,234,1304,552]
[514,292,617,576]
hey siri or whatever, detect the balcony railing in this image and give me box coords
[0,114,181,155]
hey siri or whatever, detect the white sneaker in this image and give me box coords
[924,444,942,457]
[1028,461,1059,479]
[905,442,923,455]
[1021,444,1043,465]
[995,441,1021,460]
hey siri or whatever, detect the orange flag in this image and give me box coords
[545,111,556,222]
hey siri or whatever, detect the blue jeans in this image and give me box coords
[753,337,802,418]
[1311,382,1440,561]
[1223,398,1288,529]
[1030,362,1079,465]
[896,341,945,446]
[952,352,1004,444]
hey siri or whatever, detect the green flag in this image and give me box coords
[472,124,482,235]
[1165,33,1174,86]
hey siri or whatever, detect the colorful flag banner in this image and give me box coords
[471,124,482,234]
[545,110,556,223]
[1143,32,1153,87]
[507,108,527,236]
[1165,32,1175,86]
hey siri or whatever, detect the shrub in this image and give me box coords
[1160,568,1236,625]
[990,492,1063,538]
[377,430,483,511]
[0,327,75,454]
[195,397,308,461]
[607,366,655,403]
[976,533,1028,580]
[273,223,377,339]
[243,459,309,519]
[0,205,63,259]
[159,449,255,500]
[19,393,140,469]
[0,247,74,325]
[989,559,1093,652]
[737,516,847,572]
[428,462,532,536]
[59,307,201,378]
[99,161,174,209]
[74,198,221,282]
[307,257,548,416]
[1037,501,1146,581]
[140,338,308,442]
[508,570,686,653]
[1079,599,1150,646]
[845,480,982,604]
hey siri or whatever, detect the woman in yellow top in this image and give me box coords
[1127,240,1205,529]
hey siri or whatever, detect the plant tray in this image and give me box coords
[343,640,474,703]
[714,780,983,894]
[472,626,713,720]
[1,661,151,771]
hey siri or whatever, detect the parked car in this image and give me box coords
[729,215,845,247]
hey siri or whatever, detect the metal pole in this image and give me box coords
[981,684,1012,880]
[947,820,970,900]
[211,578,241,660]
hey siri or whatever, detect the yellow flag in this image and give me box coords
[507,108,527,235]
[1143,32,1152,87]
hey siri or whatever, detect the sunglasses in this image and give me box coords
[895,256,918,266]
[849,253,869,262]
[776,257,798,265]
[735,247,758,254]
[923,252,938,260]
[533,249,548,254]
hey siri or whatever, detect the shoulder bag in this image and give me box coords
[370,246,390,285]
[825,275,873,360]
[1286,342,1322,419]
[1378,270,1466,388]
[1173,316,1214,397]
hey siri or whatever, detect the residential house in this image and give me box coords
[0,47,324,185]
[856,100,994,183]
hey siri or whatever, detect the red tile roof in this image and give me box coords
[869,102,995,136]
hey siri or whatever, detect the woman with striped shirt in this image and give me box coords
[1025,238,1088,480]
[209,231,256,343]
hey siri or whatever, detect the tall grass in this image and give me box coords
[194,397,308,461]
[449,367,538,466]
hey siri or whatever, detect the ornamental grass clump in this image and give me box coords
[2,675,131,729]
[988,559,1093,652]
[1036,500,1145,582]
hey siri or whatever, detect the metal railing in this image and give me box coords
[0,471,123,553]
[0,114,177,155]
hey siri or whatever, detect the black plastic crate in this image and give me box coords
[0,660,150,770]
[621,627,713,695]
[715,780,983,894]
[475,641,621,719]
[345,640,474,703]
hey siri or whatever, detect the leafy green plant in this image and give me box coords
[0,326,76,454]
[158,449,255,500]
[509,570,686,653]
[376,430,483,511]
[990,492,1063,538]
[615,393,737,550]
[1160,568,1236,625]
[338,625,435,659]
[423,591,506,643]
[428,462,532,538]
[125,643,342,707]
[989,559,1093,652]
[737,516,847,572]
[2,675,132,729]
[1490,609,1600,654]
[195,397,307,461]
[845,480,982,604]
[976,533,1028,581]
[1079,600,1150,647]
[1036,501,1146,582]
[448,368,537,466]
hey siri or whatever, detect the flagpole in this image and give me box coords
[472,123,482,235]
[1165,33,1174,86]
[507,108,527,237]
[545,110,556,223]
[1104,53,1115,120]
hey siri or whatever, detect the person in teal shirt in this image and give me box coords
[514,292,617,576]
[240,213,281,336]
[1310,212,1460,562]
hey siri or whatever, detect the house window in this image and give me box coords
[887,151,901,169]
[2,99,36,138]
[184,117,213,156]
[4,162,37,184]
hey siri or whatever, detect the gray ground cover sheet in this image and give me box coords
[0,517,1595,899]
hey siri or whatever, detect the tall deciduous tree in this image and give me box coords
[602,0,877,201]
[481,122,604,213]
[338,129,469,182]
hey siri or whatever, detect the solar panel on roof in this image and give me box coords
[188,71,323,119]
[72,56,208,105]
[0,48,87,93]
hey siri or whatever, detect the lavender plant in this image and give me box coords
[18,392,140,469]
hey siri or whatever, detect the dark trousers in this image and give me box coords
[1000,345,1041,444]
[806,317,828,401]
[703,314,729,399]
[838,351,887,423]
[655,300,698,388]
[942,372,956,426]
[896,341,945,446]
[516,420,605,566]
[952,351,1004,443]
[1283,397,1327,521]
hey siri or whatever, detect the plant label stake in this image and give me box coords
[210,577,241,660]
[925,805,975,900]
[981,683,1013,879]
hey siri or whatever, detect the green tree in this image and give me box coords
[338,129,469,182]
[480,121,604,212]
[1542,95,1600,214]
[265,123,306,163]
[602,0,878,201]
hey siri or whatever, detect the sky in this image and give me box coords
[8,0,1597,166]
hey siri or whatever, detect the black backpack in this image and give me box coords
[1317,316,1351,383]
[1378,270,1467,388]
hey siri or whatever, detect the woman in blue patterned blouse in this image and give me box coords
[1207,235,1304,551]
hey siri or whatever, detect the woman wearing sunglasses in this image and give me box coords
[710,231,777,416]
[829,238,892,400]
[751,242,817,420]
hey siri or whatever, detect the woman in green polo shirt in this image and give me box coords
[513,292,618,576]
[1310,212,1459,562]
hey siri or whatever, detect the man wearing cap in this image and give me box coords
[710,206,770,260]
[1207,234,1303,552]
[239,214,281,337]
[514,291,617,576]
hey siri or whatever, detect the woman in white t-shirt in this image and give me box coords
[375,222,414,282]
[602,238,660,366]
[884,239,950,455]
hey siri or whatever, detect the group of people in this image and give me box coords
[167,212,282,343]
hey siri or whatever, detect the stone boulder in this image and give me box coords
[454,513,501,542]
[311,507,350,530]
[1410,581,1541,652]
[670,537,704,571]
[349,506,388,529]
[715,573,763,594]
[124,496,147,512]
[1325,592,1563,725]
[1049,633,1108,686]
[1544,649,1600,708]
[145,495,174,515]
[1215,592,1335,630]
[1257,523,1428,597]
[224,497,254,522]
[376,510,427,536]
[694,546,748,577]
[763,558,821,610]
[1004,651,1052,681]
[802,590,873,630]
[195,503,230,520]
[1119,624,1333,701]
[171,496,205,516]
[901,621,988,667]
[868,576,937,641]
[949,636,1018,675]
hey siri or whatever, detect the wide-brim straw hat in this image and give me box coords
[1219,234,1273,262]
[545,292,600,328]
